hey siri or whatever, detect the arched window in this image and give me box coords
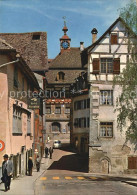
[52,122,61,132]
[56,72,65,81]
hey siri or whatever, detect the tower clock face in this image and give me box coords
[61,41,69,49]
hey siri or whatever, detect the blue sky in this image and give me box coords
[0,0,130,58]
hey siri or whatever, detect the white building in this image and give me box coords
[87,17,137,174]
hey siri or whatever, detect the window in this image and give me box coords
[14,66,18,88]
[27,113,31,135]
[74,118,78,128]
[52,122,61,132]
[84,100,87,109]
[32,34,40,40]
[101,58,113,73]
[100,122,113,137]
[77,101,81,110]
[74,118,88,128]
[87,99,90,108]
[87,118,90,128]
[46,107,51,114]
[74,99,90,110]
[111,34,118,44]
[65,107,70,114]
[78,118,81,128]
[57,72,65,81]
[55,107,61,114]
[13,106,22,134]
[100,90,113,105]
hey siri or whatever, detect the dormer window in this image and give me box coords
[56,71,65,81]
[32,34,41,40]
[111,33,118,44]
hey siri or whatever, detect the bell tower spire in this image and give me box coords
[60,17,71,53]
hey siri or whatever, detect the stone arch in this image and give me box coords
[52,122,61,132]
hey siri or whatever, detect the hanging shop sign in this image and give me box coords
[28,97,40,109]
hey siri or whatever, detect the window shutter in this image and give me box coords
[92,58,99,74]
[111,34,118,44]
[113,58,120,74]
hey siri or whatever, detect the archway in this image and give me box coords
[52,122,61,132]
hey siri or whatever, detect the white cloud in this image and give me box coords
[0,1,58,20]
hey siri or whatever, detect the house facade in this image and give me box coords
[88,17,137,174]
[0,38,40,178]
[0,32,48,152]
[70,17,137,174]
[45,23,87,142]
[70,72,89,154]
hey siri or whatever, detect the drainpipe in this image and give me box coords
[0,58,19,68]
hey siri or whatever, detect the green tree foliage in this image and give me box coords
[114,0,137,141]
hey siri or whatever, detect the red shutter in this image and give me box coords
[92,58,99,74]
[113,58,120,74]
[111,34,118,44]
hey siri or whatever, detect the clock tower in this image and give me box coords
[60,20,71,53]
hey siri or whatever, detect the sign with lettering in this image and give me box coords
[28,98,40,109]
[0,140,5,152]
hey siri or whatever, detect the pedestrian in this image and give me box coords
[2,154,13,192]
[49,147,53,159]
[28,157,33,176]
[45,147,49,158]
[35,155,40,172]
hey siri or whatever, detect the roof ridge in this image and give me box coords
[0,37,14,49]
[0,32,47,35]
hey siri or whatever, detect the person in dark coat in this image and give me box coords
[28,157,33,176]
[45,147,49,158]
[49,147,53,159]
[2,154,13,192]
[35,155,40,172]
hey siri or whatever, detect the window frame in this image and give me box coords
[27,112,31,136]
[100,122,113,138]
[100,90,113,105]
[55,106,61,114]
[100,58,113,74]
[65,106,70,114]
[111,33,118,45]
[12,106,22,135]
[46,107,51,114]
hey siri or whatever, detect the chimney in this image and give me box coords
[80,42,84,51]
[91,28,98,44]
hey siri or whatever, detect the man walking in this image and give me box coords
[45,147,49,158]
[35,155,40,172]
[2,154,13,192]
[49,147,53,159]
[28,157,33,176]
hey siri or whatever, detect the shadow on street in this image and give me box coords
[48,144,88,173]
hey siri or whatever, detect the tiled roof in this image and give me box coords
[0,32,48,71]
[49,47,85,69]
[46,69,83,84]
